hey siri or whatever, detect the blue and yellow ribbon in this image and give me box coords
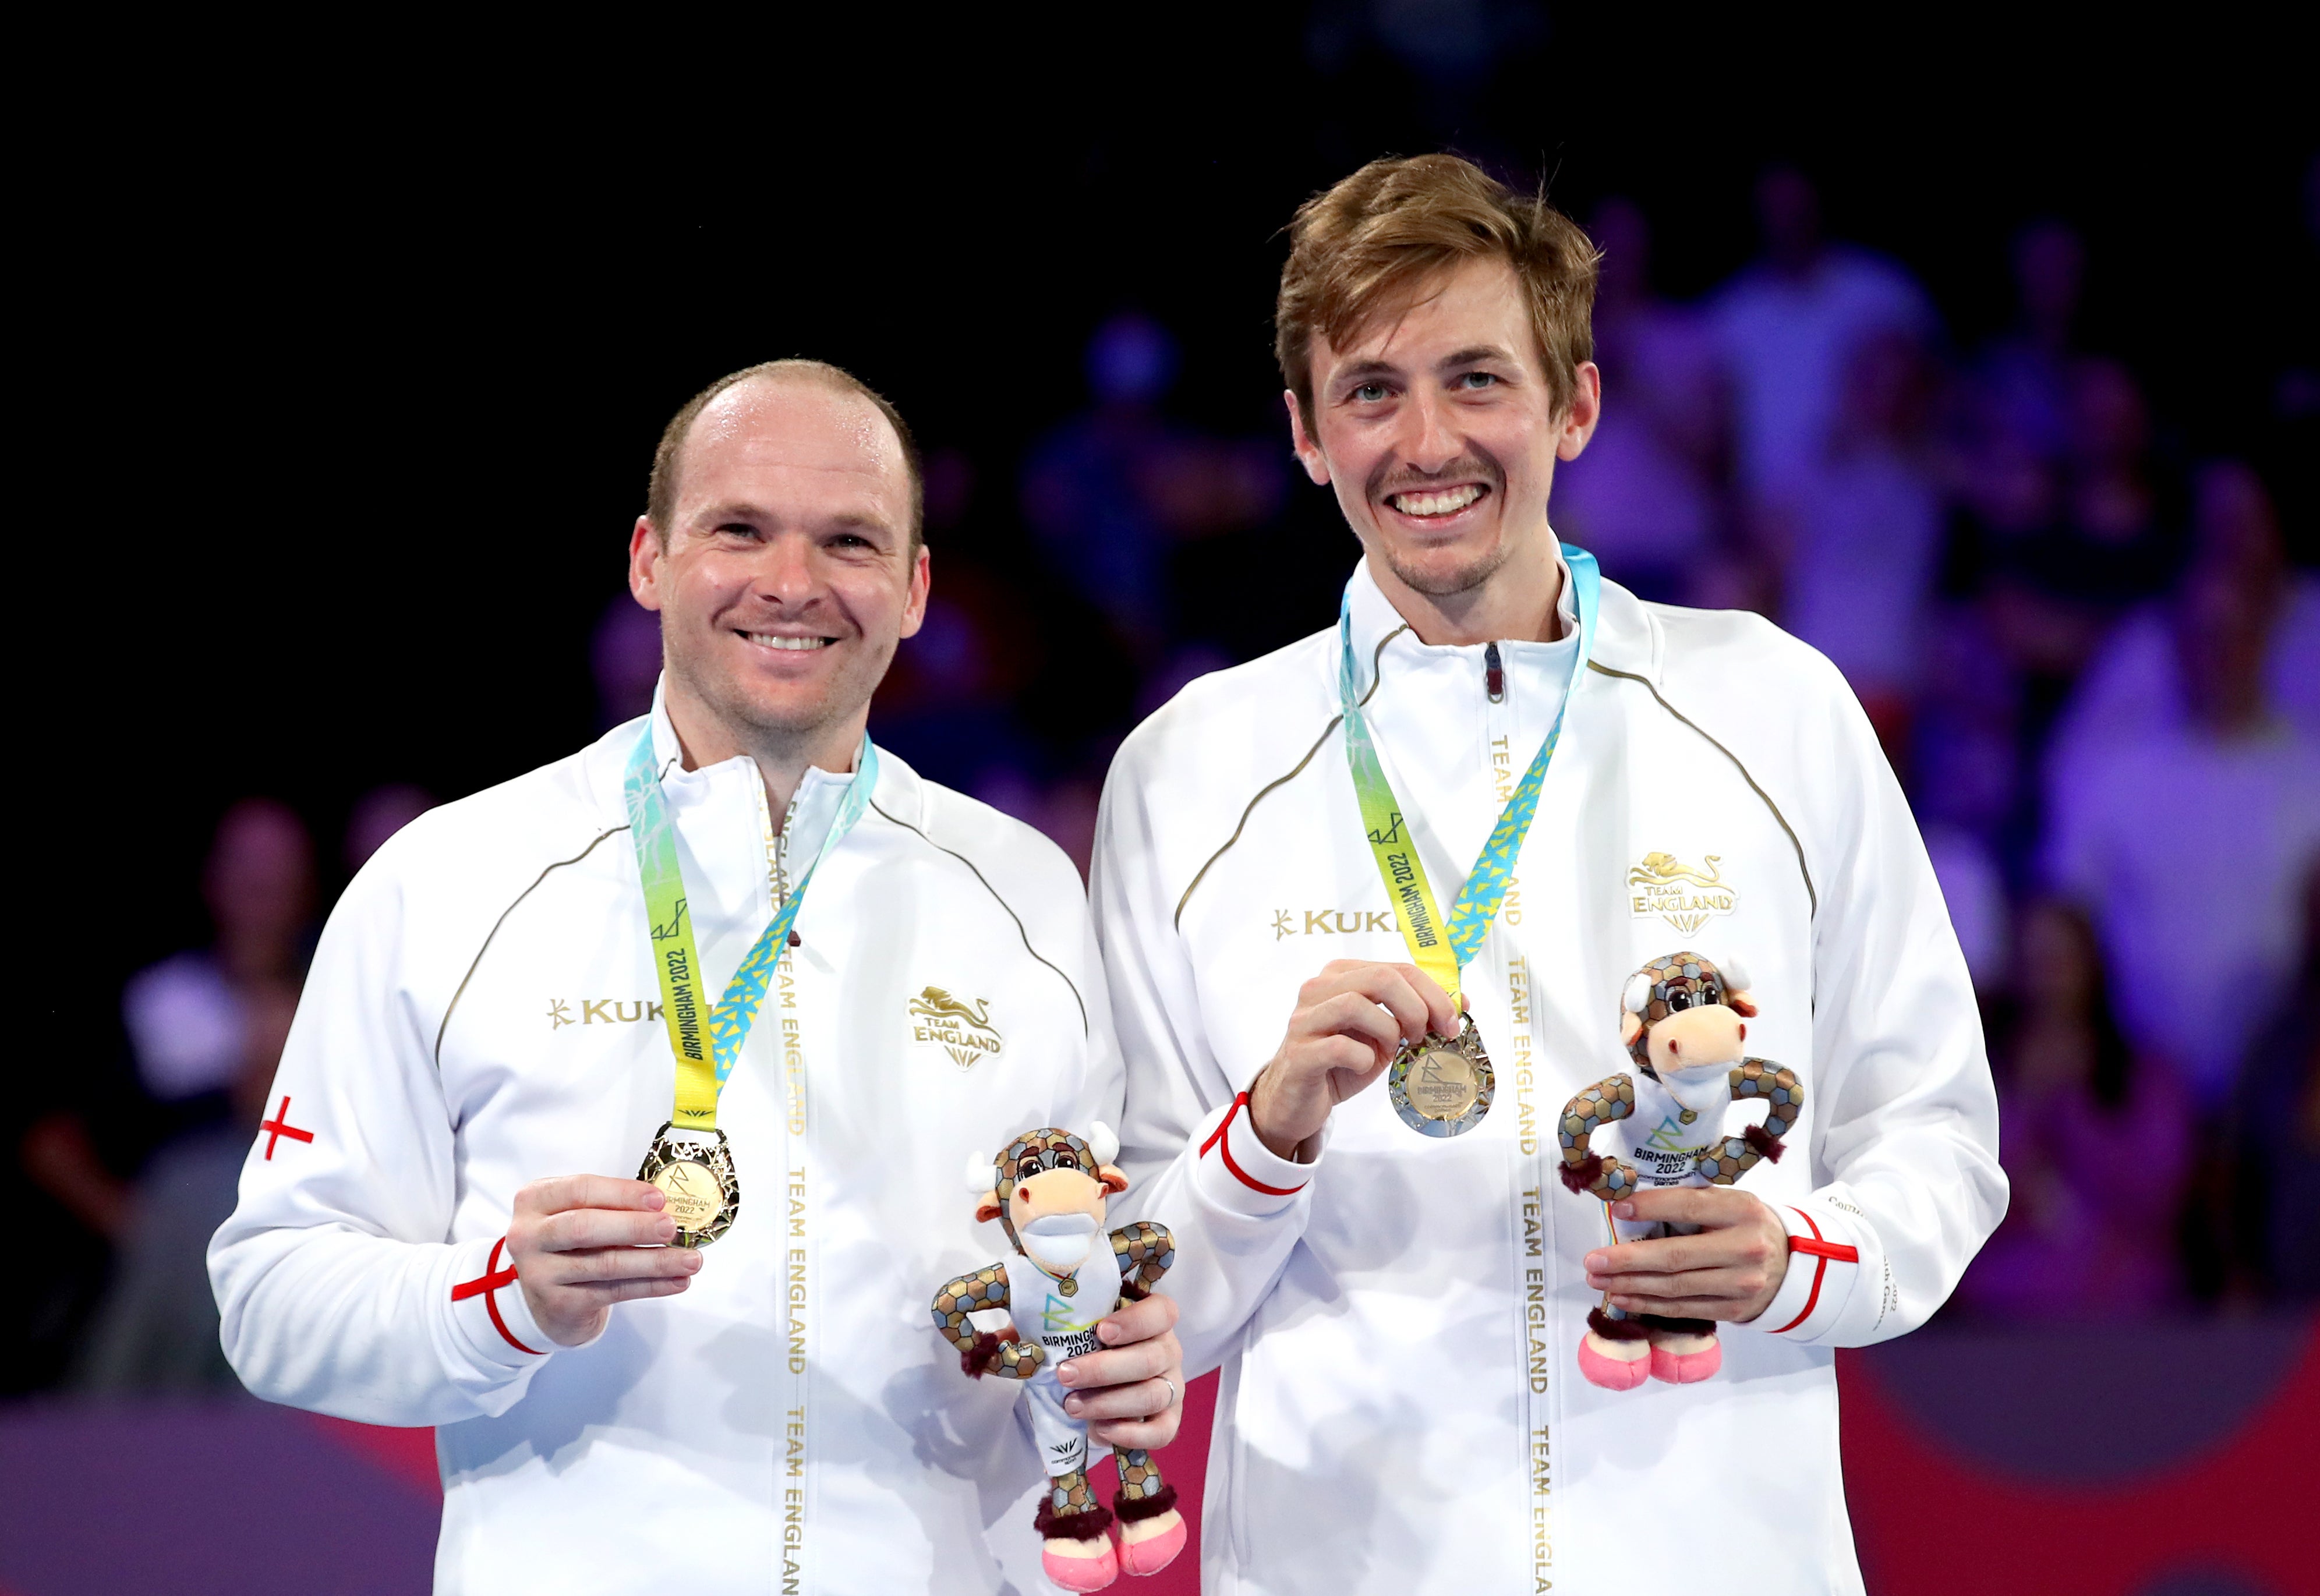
[624,727,878,1128]
[1337,547,1600,1003]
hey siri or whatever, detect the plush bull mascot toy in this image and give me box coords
[930,1125,1183,1592]
[1557,953,1803,1390]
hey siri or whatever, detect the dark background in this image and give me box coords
[47,13,2312,972]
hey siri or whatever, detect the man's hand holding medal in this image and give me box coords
[507,1174,706,1347]
[1249,959,1462,1160]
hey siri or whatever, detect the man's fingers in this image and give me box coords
[1059,1336,1174,1391]
[1089,1395,1183,1452]
[519,1174,667,1219]
[1300,990,1403,1056]
[537,1206,681,1254]
[1095,1291,1179,1346]
[1314,1034,1389,1078]
[1617,1187,1754,1227]
[1304,962,1460,1049]
[1319,964,1453,1046]
[1587,1229,1774,1278]
[587,1275,696,1305]
[1070,1374,1181,1424]
[1341,967,1430,1049]
[1602,1266,1759,1304]
[1329,1052,1395,1101]
[1275,1033,1392,1099]
[1607,1294,1743,1322]
[537,1245,705,1286]
[1399,962,1463,1038]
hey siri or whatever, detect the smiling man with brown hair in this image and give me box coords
[211,359,1184,1595]
[1097,155,2004,1593]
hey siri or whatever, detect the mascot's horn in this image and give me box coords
[1088,1122,1120,1167]
[1718,954,1752,995]
[1622,971,1654,1015]
[965,1154,996,1194]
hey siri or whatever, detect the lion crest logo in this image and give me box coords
[908,986,1003,1068]
[1627,852,1739,933]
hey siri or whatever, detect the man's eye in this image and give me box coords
[1352,381,1390,403]
[1456,371,1499,390]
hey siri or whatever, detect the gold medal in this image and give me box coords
[637,1121,740,1247]
[1386,1013,1495,1138]
[1058,1276,1078,1297]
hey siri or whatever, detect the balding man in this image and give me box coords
[210,361,1184,1595]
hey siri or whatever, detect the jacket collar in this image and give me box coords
[582,680,901,858]
[1343,530,1661,696]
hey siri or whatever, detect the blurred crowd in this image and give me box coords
[15,162,2316,1402]
[1557,167,2320,1322]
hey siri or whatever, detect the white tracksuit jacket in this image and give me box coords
[1097,549,2008,1595]
[210,697,1118,1595]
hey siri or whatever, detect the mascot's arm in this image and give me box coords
[1697,1059,1806,1185]
[1109,1221,1175,1301]
[930,1264,1044,1379]
[1557,1074,1640,1200]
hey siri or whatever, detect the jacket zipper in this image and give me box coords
[774,806,802,946]
[1485,642,1505,703]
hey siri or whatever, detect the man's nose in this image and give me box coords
[752,530,819,606]
[1396,385,1462,473]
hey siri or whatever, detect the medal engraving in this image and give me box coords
[1408,1047,1480,1119]
[650,1161,723,1229]
[1387,1014,1495,1138]
[1059,1276,1078,1297]
[637,1122,741,1247]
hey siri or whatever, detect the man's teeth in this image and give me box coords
[748,634,830,650]
[1390,485,1484,517]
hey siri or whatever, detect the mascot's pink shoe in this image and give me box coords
[1042,1537,1120,1593]
[1649,1337,1722,1384]
[1578,1331,1653,1390]
[1112,1484,1186,1577]
[1113,1510,1187,1577]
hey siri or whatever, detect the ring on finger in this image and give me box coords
[1159,1375,1181,1411]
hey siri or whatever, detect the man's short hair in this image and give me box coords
[1275,154,1601,429]
[645,359,925,550]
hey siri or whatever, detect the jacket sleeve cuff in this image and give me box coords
[1192,1092,1319,1217]
[447,1234,561,1371]
[1732,1197,1867,1344]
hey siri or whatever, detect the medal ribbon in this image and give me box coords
[1338,546,1600,1004]
[624,725,879,1130]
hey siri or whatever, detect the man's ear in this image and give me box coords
[897,543,932,639]
[1285,390,1331,486]
[973,1191,1002,1224]
[1619,1012,1644,1048]
[1097,1165,1130,1197]
[1555,362,1603,462]
[628,516,667,610]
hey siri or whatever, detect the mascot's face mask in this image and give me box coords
[972,1126,1129,1265]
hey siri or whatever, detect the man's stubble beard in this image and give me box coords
[663,620,892,761]
[1377,536,1513,599]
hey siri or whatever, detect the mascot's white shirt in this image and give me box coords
[1100,548,2007,1596]
[999,1249,1126,1478]
[210,692,1119,1596]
